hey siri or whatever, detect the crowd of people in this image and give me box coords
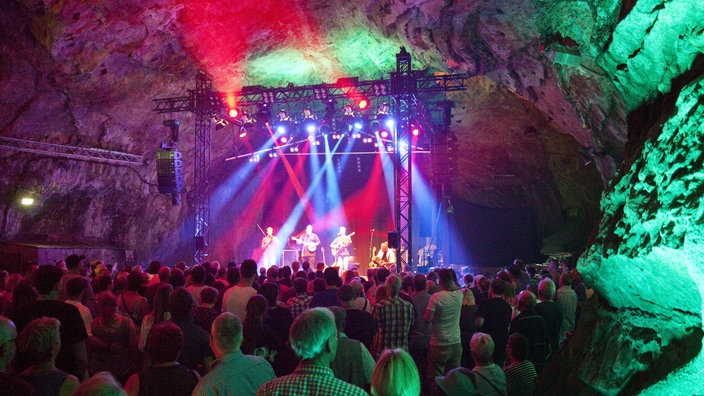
[0,254,588,395]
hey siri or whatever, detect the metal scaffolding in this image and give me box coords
[0,136,143,166]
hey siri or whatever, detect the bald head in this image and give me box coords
[516,290,537,312]
[0,316,18,371]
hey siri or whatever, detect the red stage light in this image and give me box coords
[229,108,238,118]
[380,130,389,139]
[280,136,289,144]
[357,98,369,109]
[412,127,420,136]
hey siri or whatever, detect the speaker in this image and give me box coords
[388,231,399,249]
[157,149,184,194]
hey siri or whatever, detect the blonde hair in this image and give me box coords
[18,316,60,364]
[462,287,476,306]
[371,349,420,396]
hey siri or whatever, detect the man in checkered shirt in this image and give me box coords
[371,274,415,359]
[286,278,313,318]
[256,308,367,396]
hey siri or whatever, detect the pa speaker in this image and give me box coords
[388,232,399,249]
[157,149,184,194]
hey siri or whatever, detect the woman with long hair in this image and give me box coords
[139,283,173,352]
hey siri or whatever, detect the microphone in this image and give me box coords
[371,229,376,232]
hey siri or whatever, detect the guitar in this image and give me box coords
[292,236,318,252]
[330,232,355,256]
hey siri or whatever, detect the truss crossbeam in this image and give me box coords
[0,136,143,166]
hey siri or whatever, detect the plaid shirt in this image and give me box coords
[287,294,313,318]
[371,297,415,359]
[256,362,367,396]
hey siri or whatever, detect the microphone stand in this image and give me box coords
[369,229,375,261]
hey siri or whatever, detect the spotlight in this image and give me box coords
[280,136,289,144]
[20,197,34,206]
[214,117,229,130]
[354,122,363,130]
[228,108,239,118]
[277,125,287,135]
[412,127,420,136]
[238,127,247,138]
[380,130,389,139]
[357,98,369,110]
[385,119,395,129]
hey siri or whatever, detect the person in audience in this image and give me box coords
[425,268,463,395]
[241,294,270,357]
[192,286,220,333]
[4,280,37,331]
[310,267,342,308]
[168,288,213,374]
[170,268,186,288]
[193,312,275,396]
[459,285,478,369]
[350,279,372,312]
[87,292,138,382]
[470,332,506,395]
[556,272,578,344]
[18,317,80,396]
[535,278,563,352]
[74,371,127,396]
[408,273,432,395]
[13,265,88,379]
[59,254,96,316]
[261,282,298,376]
[286,277,312,318]
[65,277,93,336]
[371,275,415,359]
[338,284,376,351]
[504,333,537,396]
[371,348,420,396]
[222,259,259,321]
[256,308,367,396]
[328,306,375,391]
[374,285,388,305]
[139,283,172,352]
[117,271,149,329]
[508,291,549,373]
[186,266,208,305]
[124,321,199,396]
[470,275,489,305]
[144,266,170,308]
[0,316,34,395]
[475,279,512,366]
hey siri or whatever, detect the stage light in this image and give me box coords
[238,127,247,138]
[228,108,238,118]
[354,122,363,130]
[412,127,420,136]
[385,119,395,129]
[21,197,34,206]
[380,130,389,139]
[280,136,289,144]
[357,98,369,110]
[277,125,287,134]
[214,117,229,130]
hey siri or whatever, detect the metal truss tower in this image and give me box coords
[391,47,416,270]
[193,72,213,263]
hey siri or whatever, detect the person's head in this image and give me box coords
[506,332,530,362]
[371,349,420,396]
[412,274,427,293]
[401,275,413,293]
[200,286,219,305]
[328,306,346,333]
[191,265,206,285]
[65,277,88,300]
[11,280,38,308]
[538,278,556,301]
[323,267,340,287]
[380,242,389,252]
[18,316,60,365]
[168,288,194,319]
[338,226,346,236]
[147,260,162,275]
[337,284,356,306]
[376,267,391,284]
[302,261,310,272]
[349,279,364,297]
[34,265,64,296]
[245,294,267,322]
[73,371,127,396]
[385,274,402,298]
[477,275,490,293]
[312,278,326,293]
[305,225,313,235]
[289,308,337,362]
[170,268,185,288]
[470,332,495,366]
[316,262,325,272]
[559,272,572,287]
[516,290,537,312]
[280,266,292,281]
[463,274,474,288]
[65,254,85,271]
[97,292,118,318]
[294,277,308,294]
[0,316,18,370]
[291,261,300,273]
[240,259,258,280]
[157,266,171,282]
[266,227,273,236]
[210,312,243,356]
[127,270,143,292]
[489,278,506,297]
[462,287,475,306]
[438,268,457,289]
[145,321,184,364]
[266,266,279,281]
[260,282,279,307]
[375,285,387,302]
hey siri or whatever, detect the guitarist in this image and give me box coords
[293,225,321,264]
[330,226,354,271]
[375,242,396,268]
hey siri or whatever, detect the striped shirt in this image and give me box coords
[505,360,537,396]
[371,297,415,359]
[256,363,367,396]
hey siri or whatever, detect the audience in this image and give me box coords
[470,332,507,395]
[556,272,578,344]
[371,275,415,359]
[508,291,549,373]
[256,308,367,396]
[338,284,376,351]
[18,316,81,396]
[286,278,312,318]
[408,273,432,395]
[475,279,512,366]
[309,267,342,308]
[535,278,562,353]
[124,321,199,396]
[192,286,220,333]
[168,288,213,374]
[222,259,258,321]
[328,306,375,391]
[139,283,172,352]
[0,316,34,395]
[504,333,537,396]
[371,348,420,396]
[117,272,149,329]
[64,277,94,336]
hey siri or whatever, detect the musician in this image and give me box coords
[330,226,353,270]
[294,225,320,264]
[417,237,437,267]
[375,242,396,267]
[261,227,281,269]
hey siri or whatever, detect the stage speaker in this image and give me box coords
[157,149,184,194]
[388,231,399,249]
[283,250,299,267]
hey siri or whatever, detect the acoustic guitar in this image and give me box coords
[330,232,355,256]
[292,236,318,252]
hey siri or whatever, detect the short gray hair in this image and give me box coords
[289,308,336,360]
[385,274,402,297]
[212,312,243,353]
